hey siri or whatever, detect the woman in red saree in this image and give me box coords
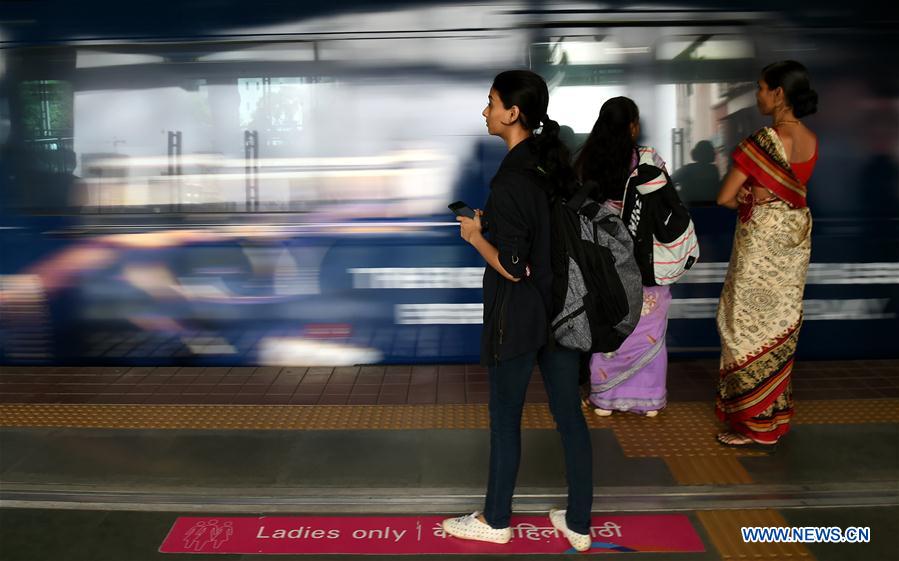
[715,61,819,448]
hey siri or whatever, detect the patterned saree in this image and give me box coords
[589,285,671,414]
[716,127,813,443]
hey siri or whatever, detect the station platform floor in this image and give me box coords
[0,358,897,560]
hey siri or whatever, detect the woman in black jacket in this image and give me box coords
[441,70,593,552]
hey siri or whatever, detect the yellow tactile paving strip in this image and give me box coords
[697,510,814,559]
[664,456,753,485]
[1,399,896,452]
[0,404,493,431]
[794,399,899,424]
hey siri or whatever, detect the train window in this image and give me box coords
[1,40,487,216]
[651,36,757,203]
[532,35,646,145]
[18,80,74,175]
[532,39,647,67]
[531,27,760,204]
[238,77,320,139]
[547,85,627,134]
[655,35,754,61]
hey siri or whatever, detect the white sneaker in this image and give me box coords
[644,410,659,418]
[549,508,591,552]
[594,408,613,417]
[441,511,512,544]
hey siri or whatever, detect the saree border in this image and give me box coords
[733,127,807,210]
[719,320,800,376]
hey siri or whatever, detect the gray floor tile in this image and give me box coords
[1,427,704,492]
[151,431,299,486]
[0,429,62,474]
[0,508,110,561]
[2,429,178,484]
[741,424,899,484]
[278,431,452,487]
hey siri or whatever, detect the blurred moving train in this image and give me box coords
[1,0,897,365]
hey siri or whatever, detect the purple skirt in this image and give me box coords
[588,285,671,414]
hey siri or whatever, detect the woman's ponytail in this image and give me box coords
[534,115,575,196]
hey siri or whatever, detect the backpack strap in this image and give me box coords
[620,147,641,218]
[566,180,598,212]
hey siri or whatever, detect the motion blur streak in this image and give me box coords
[0,0,896,365]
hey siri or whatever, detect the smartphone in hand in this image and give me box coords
[448,201,476,219]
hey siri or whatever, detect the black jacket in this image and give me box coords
[480,138,554,365]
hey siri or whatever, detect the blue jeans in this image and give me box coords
[483,346,593,535]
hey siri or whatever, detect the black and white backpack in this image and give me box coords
[621,147,700,286]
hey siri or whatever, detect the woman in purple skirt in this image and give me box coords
[574,97,670,417]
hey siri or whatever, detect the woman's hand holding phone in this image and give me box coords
[449,201,483,243]
[457,209,483,243]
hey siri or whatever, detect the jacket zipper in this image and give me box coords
[493,284,506,365]
[498,295,507,346]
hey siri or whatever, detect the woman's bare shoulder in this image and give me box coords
[775,127,796,151]
[780,124,817,160]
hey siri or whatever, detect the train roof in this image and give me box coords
[0,0,893,47]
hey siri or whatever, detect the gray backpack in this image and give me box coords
[549,181,644,353]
